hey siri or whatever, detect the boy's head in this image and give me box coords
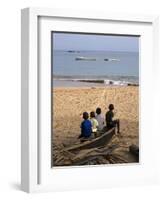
[83,112,89,120]
[96,107,101,115]
[108,104,114,111]
[90,111,95,118]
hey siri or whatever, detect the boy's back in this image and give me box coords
[90,118,98,133]
[81,119,92,138]
[95,114,105,130]
[106,110,114,127]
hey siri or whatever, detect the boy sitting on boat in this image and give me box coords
[79,112,92,139]
[105,104,120,134]
[90,111,99,137]
[95,107,105,131]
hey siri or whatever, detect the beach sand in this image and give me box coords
[52,86,139,164]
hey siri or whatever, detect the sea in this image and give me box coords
[53,50,139,87]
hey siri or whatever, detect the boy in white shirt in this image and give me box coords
[95,107,105,131]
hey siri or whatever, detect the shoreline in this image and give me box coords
[53,79,139,87]
[53,85,139,90]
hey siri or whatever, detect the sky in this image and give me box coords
[53,32,139,52]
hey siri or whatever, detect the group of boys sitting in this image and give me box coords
[79,104,120,139]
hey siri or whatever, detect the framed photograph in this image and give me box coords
[52,31,140,167]
[21,8,159,193]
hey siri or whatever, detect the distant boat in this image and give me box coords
[104,58,120,61]
[68,50,76,53]
[108,58,120,62]
[68,50,81,53]
[75,56,96,61]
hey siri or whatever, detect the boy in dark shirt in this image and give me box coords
[79,112,92,138]
[105,104,120,134]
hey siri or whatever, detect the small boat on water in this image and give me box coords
[109,58,120,62]
[68,50,80,53]
[75,56,96,61]
[104,58,120,62]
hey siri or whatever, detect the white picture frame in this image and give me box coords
[21,7,159,193]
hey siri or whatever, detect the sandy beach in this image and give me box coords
[52,86,139,165]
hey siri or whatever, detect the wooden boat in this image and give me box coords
[64,127,115,152]
[109,58,120,62]
[75,56,96,61]
[104,58,120,62]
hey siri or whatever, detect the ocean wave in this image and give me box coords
[77,79,138,86]
[104,79,129,86]
[53,78,138,86]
